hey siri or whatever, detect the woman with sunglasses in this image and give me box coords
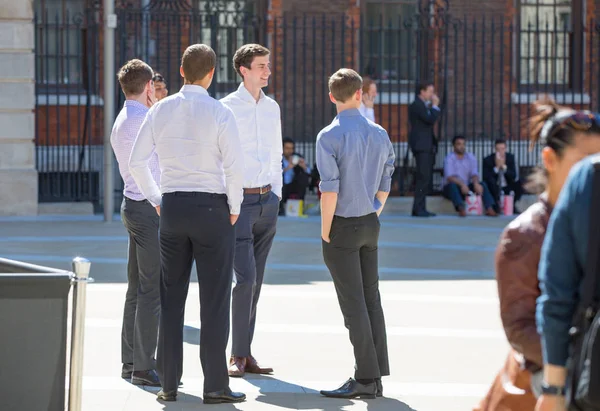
[474,97,600,411]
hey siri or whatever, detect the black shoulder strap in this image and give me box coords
[580,158,600,311]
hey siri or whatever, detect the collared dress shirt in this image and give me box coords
[110,100,160,201]
[220,82,283,198]
[316,108,395,218]
[129,84,245,214]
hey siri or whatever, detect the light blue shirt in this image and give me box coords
[316,108,395,218]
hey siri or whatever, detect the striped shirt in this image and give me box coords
[110,100,160,201]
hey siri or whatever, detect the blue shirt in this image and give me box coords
[536,156,597,366]
[316,108,395,218]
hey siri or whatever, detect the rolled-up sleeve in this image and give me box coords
[537,161,590,366]
[379,138,395,192]
[316,133,340,193]
[443,154,455,180]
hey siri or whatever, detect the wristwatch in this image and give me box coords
[541,381,566,396]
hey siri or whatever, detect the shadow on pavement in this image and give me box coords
[244,375,417,410]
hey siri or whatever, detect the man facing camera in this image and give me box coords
[220,43,282,378]
[317,68,395,400]
[482,138,523,213]
[443,135,497,217]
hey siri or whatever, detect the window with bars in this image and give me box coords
[195,0,257,87]
[362,0,419,88]
[518,0,584,90]
[35,0,88,89]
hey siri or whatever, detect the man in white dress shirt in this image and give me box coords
[220,44,282,378]
[129,44,246,404]
[110,59,161,387]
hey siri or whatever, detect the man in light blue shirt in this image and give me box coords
[316,68,395,400]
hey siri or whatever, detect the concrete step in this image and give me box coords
[38,202,95,215]
[299,194,538,216]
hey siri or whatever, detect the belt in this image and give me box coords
[244,184,272,195]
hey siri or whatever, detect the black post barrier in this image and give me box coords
[0,257,92,411]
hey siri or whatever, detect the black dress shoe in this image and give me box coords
[203,387,246,404]
[121,363,133,379]
[320,378,377,399]
[157,390,177,401]
[131,369,161,387]
[376,378,383,397]
[411,210,436,217]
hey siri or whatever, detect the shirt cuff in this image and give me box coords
[319,179,340,193]
[431,106,440,111]
[379,176,392,192]
[148,194,161,208]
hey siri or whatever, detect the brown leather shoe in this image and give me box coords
[458,207,467,217]
[228,356,246,378]
[245,355,273,374]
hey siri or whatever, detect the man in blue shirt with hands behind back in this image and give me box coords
[316,68,395,400]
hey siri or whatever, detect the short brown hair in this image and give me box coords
[328,69,363,103]
[181,44,216,84]
[117,59,153,96]
[233,44,270,78]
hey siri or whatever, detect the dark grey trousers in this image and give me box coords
[322,213,390,380]
[120,197,161,371]
[156,192,235,394]
[231,191,279,357]
[412,151,433,214]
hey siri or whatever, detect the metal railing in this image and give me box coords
[0,256,93,411]
[33,1,600,205]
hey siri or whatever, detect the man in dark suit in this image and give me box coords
[408,82,440,217]
[482,138,522,213]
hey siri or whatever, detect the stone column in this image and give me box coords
[0,1,37,215]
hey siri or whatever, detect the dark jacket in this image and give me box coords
[408,97,440,153]
[482,152,518,188]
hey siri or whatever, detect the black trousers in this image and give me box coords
[322,213,390,380]
[412,151,434,213]
[156,192,235,394]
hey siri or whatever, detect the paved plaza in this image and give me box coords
[0,212,513,411]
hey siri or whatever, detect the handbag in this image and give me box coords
[566,160,600,411]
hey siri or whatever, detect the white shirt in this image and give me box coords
[220,83,283,198]
[359,102,375,123]
[129,84,245,214]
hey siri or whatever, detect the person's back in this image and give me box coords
[317,112,394,217]
[150,89,240,193]
[317,68,394,400]
[128,44,246,405]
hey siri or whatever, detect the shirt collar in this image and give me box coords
[237,82,264,104]
[337,108,361,118]
[180,84,209,95]
[124,100,149,111]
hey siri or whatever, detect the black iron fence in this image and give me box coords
[34,1,600,207]
[35,6,102,206]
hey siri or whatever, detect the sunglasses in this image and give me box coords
[153,75,165,83]
[541,110,600,141]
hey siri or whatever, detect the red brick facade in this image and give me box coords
[36,0,600,150]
